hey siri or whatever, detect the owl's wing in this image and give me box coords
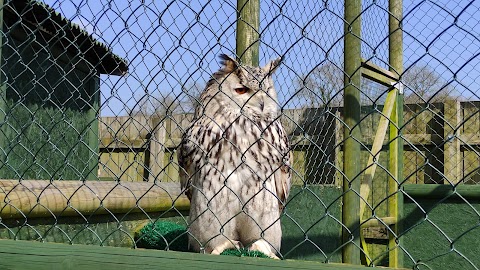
[178,127,197,201]
[274,122,292,209]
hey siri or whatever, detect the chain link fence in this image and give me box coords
[0,0,479,269]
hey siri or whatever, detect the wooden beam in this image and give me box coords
[0,180,189,219]
[361,67,396,87]
[362,227,388,240]
[101,138,149,150]
[403,184,480,199]
[360,88,398,217]
[361,59,399,87]
[0,239,405,270]
[361,216,396,228]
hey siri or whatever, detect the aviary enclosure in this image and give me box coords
[0,0,479,269]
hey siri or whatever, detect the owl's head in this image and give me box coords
[199,54,282,119]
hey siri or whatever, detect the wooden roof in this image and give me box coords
[3,1,128,76]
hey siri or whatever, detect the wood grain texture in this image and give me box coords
[0,180,189,219]
[0,239,404,270]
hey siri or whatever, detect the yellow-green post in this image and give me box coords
[236,0,260,66]
[342,0,362,265]
[388,0,404,267]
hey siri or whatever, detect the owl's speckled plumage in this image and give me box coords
[178,54,291,259]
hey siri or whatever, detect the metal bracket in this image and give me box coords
[391,81,404,94]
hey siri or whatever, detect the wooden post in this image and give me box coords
[148,117,167,182]
[444,100,461,184]
[87,75,100,180]
[236,0,260,66]
[388,0,404,267]
[342,0,362,265]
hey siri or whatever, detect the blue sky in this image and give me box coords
[42,0,480,116]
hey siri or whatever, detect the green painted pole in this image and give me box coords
[342,0,362,265]
[86,76,100,180]
[0,0,6,174]
[236,0,260,66]
[388,0,404,267]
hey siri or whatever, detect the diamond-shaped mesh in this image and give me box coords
[0,0,479,269]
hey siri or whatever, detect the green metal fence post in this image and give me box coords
[0,0,5,172]
[388,0,404,267]
[342,0,362,265]
[236,0,260,66]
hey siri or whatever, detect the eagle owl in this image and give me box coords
[178,54,291,259]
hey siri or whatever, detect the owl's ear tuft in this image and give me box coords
[219,54,238,73]
[263,56,283,75]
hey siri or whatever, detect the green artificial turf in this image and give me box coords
[135,185,344,262]
[135,221,270,257]
[220,248,271,258]
[136,221,189,252]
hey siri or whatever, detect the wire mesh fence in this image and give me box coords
[0,0,479,269]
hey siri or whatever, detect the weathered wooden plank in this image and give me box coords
[361,216,396,228]
[361,59,399,87]
[362,227,388,240]
[129,151,146,182]
[292,149,305,185]
[403,150,423,184]
[461,102,479,134]
[402,134,442,145]
[0,180,188,219]
[360,88,397,217]
[164,137,182,148]
[0,239,404,270]
[101,138,149,149]
[463,147,480,184]
[148,117,167,182]
[458,134,480,145]
[444,100,461,184]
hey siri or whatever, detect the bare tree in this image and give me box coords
[297,62,343,107]
[129,92,181,117]
[296,62,456,107]
[180,82,204,113]
[296,62,383,107]
[402,64,455,103]
[129,82,204,117]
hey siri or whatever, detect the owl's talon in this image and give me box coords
[248,239,279,259]
[210,240,243,255]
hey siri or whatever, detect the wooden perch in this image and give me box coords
[361,59,399,87]
[0,180,190,219]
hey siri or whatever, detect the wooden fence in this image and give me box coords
[98,100,480,188]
